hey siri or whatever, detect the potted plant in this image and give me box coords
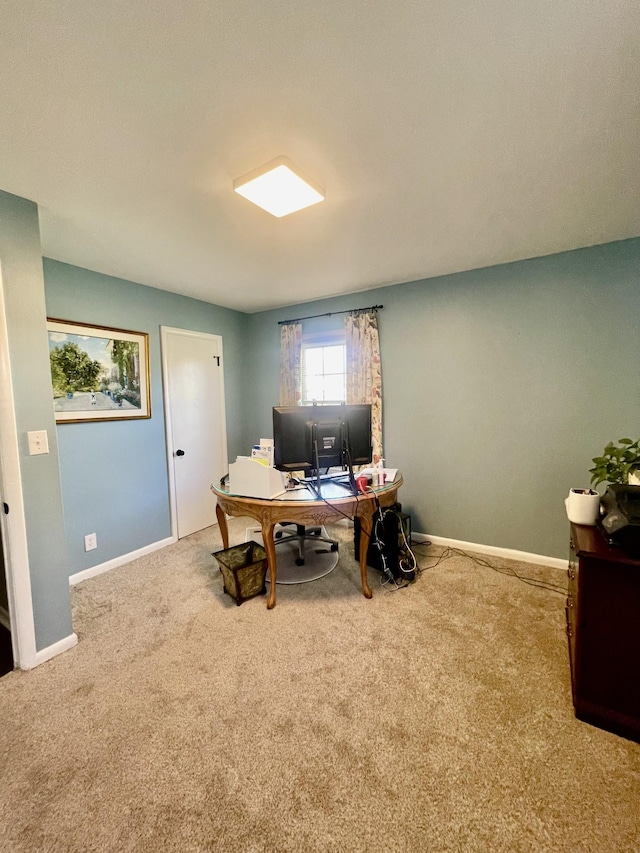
[589,438,640,488]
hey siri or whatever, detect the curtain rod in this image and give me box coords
[278,304,383,326]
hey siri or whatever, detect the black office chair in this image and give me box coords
[274,523,339,566]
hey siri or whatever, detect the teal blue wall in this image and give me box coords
[3,179,639,662]
[246,239,640,560]
[43,260,250,577]
[0,192,73,650]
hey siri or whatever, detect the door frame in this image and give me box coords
[160,326,228,540]
[0,261,37,669]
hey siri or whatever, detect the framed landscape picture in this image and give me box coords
[47,319,151,423]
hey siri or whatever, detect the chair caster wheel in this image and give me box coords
[295,558,305,566]
[275,531,283,539]
[331,543,339,552]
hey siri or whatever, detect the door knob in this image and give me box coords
[175,449,185,457]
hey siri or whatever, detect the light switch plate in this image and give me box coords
[27,430,49,455]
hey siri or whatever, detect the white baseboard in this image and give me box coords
[331,518,566,571]
[0,608,77,670]
[412,532,567,571]
[69,536,175,586]
[28,632,78,670]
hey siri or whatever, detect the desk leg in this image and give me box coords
[262,522,278,609]
[357,512,374,600]
[215,504,229,549]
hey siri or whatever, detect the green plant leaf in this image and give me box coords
[589,438,640,487]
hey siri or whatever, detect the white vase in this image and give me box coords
[565,488,601,526]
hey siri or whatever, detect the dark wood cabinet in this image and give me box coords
[567,523,640,742]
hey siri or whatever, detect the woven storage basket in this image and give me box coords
[212,541,268,606]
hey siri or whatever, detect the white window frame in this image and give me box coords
[300,331,347,406]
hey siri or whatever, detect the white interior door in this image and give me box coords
[161,328,227,539]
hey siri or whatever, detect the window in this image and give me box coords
[301,334,346,405]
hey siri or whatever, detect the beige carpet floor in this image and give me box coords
[0,518,638,853]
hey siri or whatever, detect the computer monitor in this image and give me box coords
[272,404,372,481]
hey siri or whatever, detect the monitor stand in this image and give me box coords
[304,432,357,498]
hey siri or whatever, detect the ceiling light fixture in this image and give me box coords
[233,156,325,218]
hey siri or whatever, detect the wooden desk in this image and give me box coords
[567,522,640,741]
[211,475,403,609]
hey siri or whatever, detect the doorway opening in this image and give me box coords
[0,530,13,675]
[0,260,37,671]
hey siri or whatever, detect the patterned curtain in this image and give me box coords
[345,310,383,464]
[279,322,303,406]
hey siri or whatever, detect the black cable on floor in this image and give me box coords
[411,542,567,596]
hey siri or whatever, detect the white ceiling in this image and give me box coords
[1,1,639,313]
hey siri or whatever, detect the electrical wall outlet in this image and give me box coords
[27,430,49,455]
[84,533,97,552]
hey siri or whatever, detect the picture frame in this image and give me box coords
[47,318,151,423]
